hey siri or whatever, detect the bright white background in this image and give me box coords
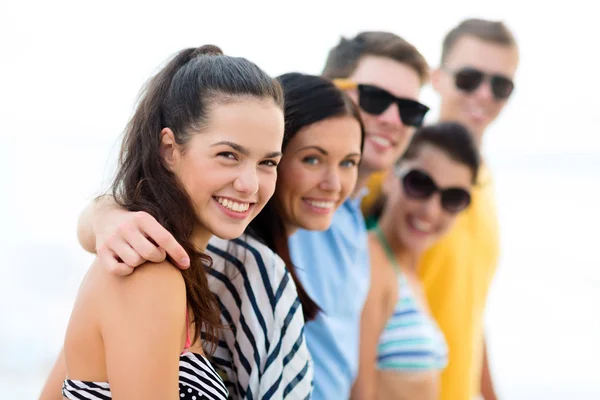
[1,0,599,398]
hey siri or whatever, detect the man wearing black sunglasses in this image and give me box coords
[419,19,519,400]
[432,20,519,144]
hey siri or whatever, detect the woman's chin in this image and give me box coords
[298,218,333,232]
[400,233,429,256]
[212,227,246,241]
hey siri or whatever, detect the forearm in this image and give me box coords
[77,195,118,253]
[39,348,66,400]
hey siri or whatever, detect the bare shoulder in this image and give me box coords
[107,259,183,285]
[65,260,188,382]
[367,233,398,302]
[96,260,187,314]
[126,260,184,285]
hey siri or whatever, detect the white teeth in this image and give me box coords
[216,197,250,212]
[370,136,392,147]
[410,217,433,233]
[306,200,335,209]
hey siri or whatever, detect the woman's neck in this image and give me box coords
[191,226,212,252]
[377,218,420,271]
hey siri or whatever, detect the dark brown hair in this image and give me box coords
[441,19,518,64]
[366,122,480,221]
[111,45,284,350]
[400,122,479,180]
[322,31,429,85]
[247,73,365,321]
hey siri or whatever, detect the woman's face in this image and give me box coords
[384,144,473,254]
[275,115,362,233]
[161,98,284,245]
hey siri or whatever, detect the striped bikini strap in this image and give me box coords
[373,224,401,273]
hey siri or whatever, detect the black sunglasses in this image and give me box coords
[445,67,514,100]
[357,84,430,127]
[399,169,471,214]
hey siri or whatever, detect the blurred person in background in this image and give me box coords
[352,122,480,400]
[363,18,520,400]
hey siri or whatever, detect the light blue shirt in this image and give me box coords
[288,194,371,400]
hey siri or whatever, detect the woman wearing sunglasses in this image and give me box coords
[351,122,480,400]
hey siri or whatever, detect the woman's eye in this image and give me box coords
[340,159,358,168]
[302,156,319,165]
[218,152,237,160]
[261,159,279,167]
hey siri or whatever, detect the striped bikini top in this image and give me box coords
[62,312,228,400]
[373,225,448,371]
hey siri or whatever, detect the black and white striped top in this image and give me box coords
[62,351,228,399]
[205,236,313,399]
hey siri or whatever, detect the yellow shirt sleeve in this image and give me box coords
[418,166,500,400]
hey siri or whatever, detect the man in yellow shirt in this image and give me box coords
[363,19,519,400]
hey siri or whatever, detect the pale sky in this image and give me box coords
[1,0,599,156]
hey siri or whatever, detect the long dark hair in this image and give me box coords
[367,122,480,221]
[111,45,284,350]
[247,73,365,321]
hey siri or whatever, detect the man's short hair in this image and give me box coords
[322,31,429,85]
[441,18,518,64]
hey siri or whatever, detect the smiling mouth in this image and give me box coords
[214,196,251,213]
[304,199,335,210]
[369,136,393,148]
[408,216,434,234]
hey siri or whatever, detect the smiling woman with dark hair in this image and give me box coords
[247,72,365,321]
[40,44,286,400]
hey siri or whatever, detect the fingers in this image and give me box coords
[98,246,135,276]
[105,236,145,268]
[135,212,190,269]
[97,210,190,275]
[125,230,167,264]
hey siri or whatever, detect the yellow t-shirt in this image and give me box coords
[362,166,500,400]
